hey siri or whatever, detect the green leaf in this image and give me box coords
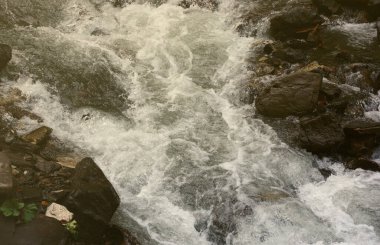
[12,209,20,217]
[17,202,25,209]
[2,209,13,217]
[22,203,38,223]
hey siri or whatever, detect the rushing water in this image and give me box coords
[1,0,380,244]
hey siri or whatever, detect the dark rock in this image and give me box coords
[207,200,236,245]
[346,158,380,171]
[367,0,380,20]
[313,0,342,14]
[0,44,12,71]
[269,5,324,41]
[263,43,274,54]
[0,216,16,241]
[285,39,317,49]
[342,119,380,156]
[299,114,345,153]
[35,157,61,174]
[319,168,334,178]
[272,48,307,63]
[6,150,36,168]
[18,186,42,202]
[336,0,369,8]
[63,157,120,242]
[377,18,380,41]
[4,105,43,122]
[179,0,219,11]
[343,119,380,136]
[10,216,70,245]
[256,72,322,117]
[0,152,13,199]
[22,126,52,146]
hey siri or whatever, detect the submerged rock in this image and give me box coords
[0,44,11,71]
[63,157,120,242]
[256,72,322,117]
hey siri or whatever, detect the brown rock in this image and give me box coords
[22,126,52,145]
[256,72,322,117]
[346,158,380,171]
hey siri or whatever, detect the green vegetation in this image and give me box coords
[0,199,38,223]
[64,220,78,238]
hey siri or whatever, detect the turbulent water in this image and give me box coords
[1,0,380,244]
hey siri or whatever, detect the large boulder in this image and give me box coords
[269,5,323,40]
[299,114,345,153]
[0,44,12,71]
[63,157,120,242]
[256,72,322,117]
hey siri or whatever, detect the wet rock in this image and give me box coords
[22,126,52,146]
[4,105,43,122]
[367,0,380,20]
[299,114,345,153]
[0,152,13,199]
[46,203,73,222]
[272,48,307,63]
[10,216,70,245]
[0,44,12,71]
[269,5,323,41]
[6,150,36,168]
[35,157,61,174]
[346,158,380,171]
[313,0,341,15]
[319,168,334,178]
[256,72,322,117]
[207,200,236,245]
[343,119,380,136]
[256,190,290,202]
[343,119,380,156]
[63,157,120,242]
[179,0,219,11]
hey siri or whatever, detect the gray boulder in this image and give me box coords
[256,72,322,117]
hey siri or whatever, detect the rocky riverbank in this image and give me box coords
[0,45,137,245]
[240,0,380,176]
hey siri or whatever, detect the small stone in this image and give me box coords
[57,156,78,168]
[46,203,73,222]
[22,126,52,145]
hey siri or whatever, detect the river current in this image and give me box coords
[1,0,380,244]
